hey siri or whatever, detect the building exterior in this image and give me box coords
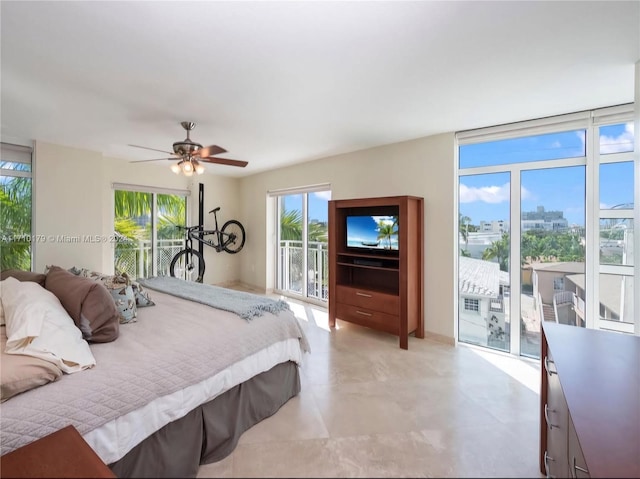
[521,205,569,232]
[479,220,510,233]
[458,256,507,346]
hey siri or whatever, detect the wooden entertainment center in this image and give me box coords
[328,195,424,349]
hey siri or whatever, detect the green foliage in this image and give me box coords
[459,213,471,245]
[280,208,303,241]
[1,176,32,271]
[520,230,585,263]
[482,232,510,272]
[279,208,327,242]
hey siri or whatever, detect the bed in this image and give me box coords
[0,275,310,478]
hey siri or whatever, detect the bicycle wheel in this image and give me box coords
[221,220,245,254]
[169,248,205,283]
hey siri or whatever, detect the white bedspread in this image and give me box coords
[0,290,309,463]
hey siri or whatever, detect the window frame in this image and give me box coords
[455,103,638,356]
[1,142,34,271]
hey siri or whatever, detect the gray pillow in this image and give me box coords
[44,266,120,343]
[72,268,138,323]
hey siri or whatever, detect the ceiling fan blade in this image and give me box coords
[197,145,227,158]
[128,144,176,156]
[200,157,248,168]
[129,157,176,163]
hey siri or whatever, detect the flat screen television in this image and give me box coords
[346,215,398,252]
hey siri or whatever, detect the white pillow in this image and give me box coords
[1,277,96,373]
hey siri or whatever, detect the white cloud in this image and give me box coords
[460,183,508,203]
[371,215,395,226]
[460,183,509,203]
[313,191,332,200]
[600,122,634,154]
[521,186,533,200]
[460,183,532,203]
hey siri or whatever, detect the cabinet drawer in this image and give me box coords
[336,303,399,335]
[335,285,399,316]
[568,415,590,478]
[545,351,569,479]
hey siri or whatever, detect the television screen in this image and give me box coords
[346,215,398,251]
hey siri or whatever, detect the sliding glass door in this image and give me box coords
[114,187,187,279]
[275,188,330,302]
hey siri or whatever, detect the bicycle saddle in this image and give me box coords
[209,207,221,214]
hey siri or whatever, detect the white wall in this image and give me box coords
[33,141,241,285]
[33,133,457,342]
[239,133,456,342]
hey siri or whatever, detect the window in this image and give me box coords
[553,277,565,291]
[459,129,586,169]
[1,143,33,271]
[457,103,637,358]
[113,185,188,279]
[464,298,480,312]
[270,186,330,303]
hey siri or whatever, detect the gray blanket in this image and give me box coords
[138,276,290,321]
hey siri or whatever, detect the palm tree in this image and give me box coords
[114,190,186,276]
[459,213,471,247]
[376,217,398,249]
[279,208,303,241]
[1,175,32,271]
[482,233,510,272]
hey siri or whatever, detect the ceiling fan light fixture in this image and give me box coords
[194,160,205,175]
[182,160,194,174]
[170,162,181,174]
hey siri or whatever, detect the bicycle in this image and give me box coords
[169,207,246,282]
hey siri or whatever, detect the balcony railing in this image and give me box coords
[115,238,329,302]
[115,238,184,279]
[278,240,328,301]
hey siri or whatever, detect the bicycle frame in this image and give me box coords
[186,227,224,252]
[182,209,235,253]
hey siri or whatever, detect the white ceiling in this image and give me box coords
[1,1,639,177]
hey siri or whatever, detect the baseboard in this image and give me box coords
[423,330,456,346]
[214,280,266,294]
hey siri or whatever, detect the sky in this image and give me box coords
[281,190,331,223]
[459,123,634,227]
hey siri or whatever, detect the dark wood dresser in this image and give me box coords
[540,322,640,478]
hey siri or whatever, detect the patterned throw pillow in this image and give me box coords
[121,272,155,308]
[73,268,137,324]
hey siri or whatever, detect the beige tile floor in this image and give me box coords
[198,293,543,478]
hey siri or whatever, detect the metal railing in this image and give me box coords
[278,240,328,301]
[115,238,184,279]
[116,238,330,302]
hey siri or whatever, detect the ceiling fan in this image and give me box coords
[129,121,248,176]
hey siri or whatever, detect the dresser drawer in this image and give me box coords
[336,303,399,335]
[335,285,399,316]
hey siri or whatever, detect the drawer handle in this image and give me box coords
[544,356,557,376]
[544,451,556,479]
[544,404,558,430]
[573,457,589,476]
[355,310,372,317]
[356,292,372,298]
